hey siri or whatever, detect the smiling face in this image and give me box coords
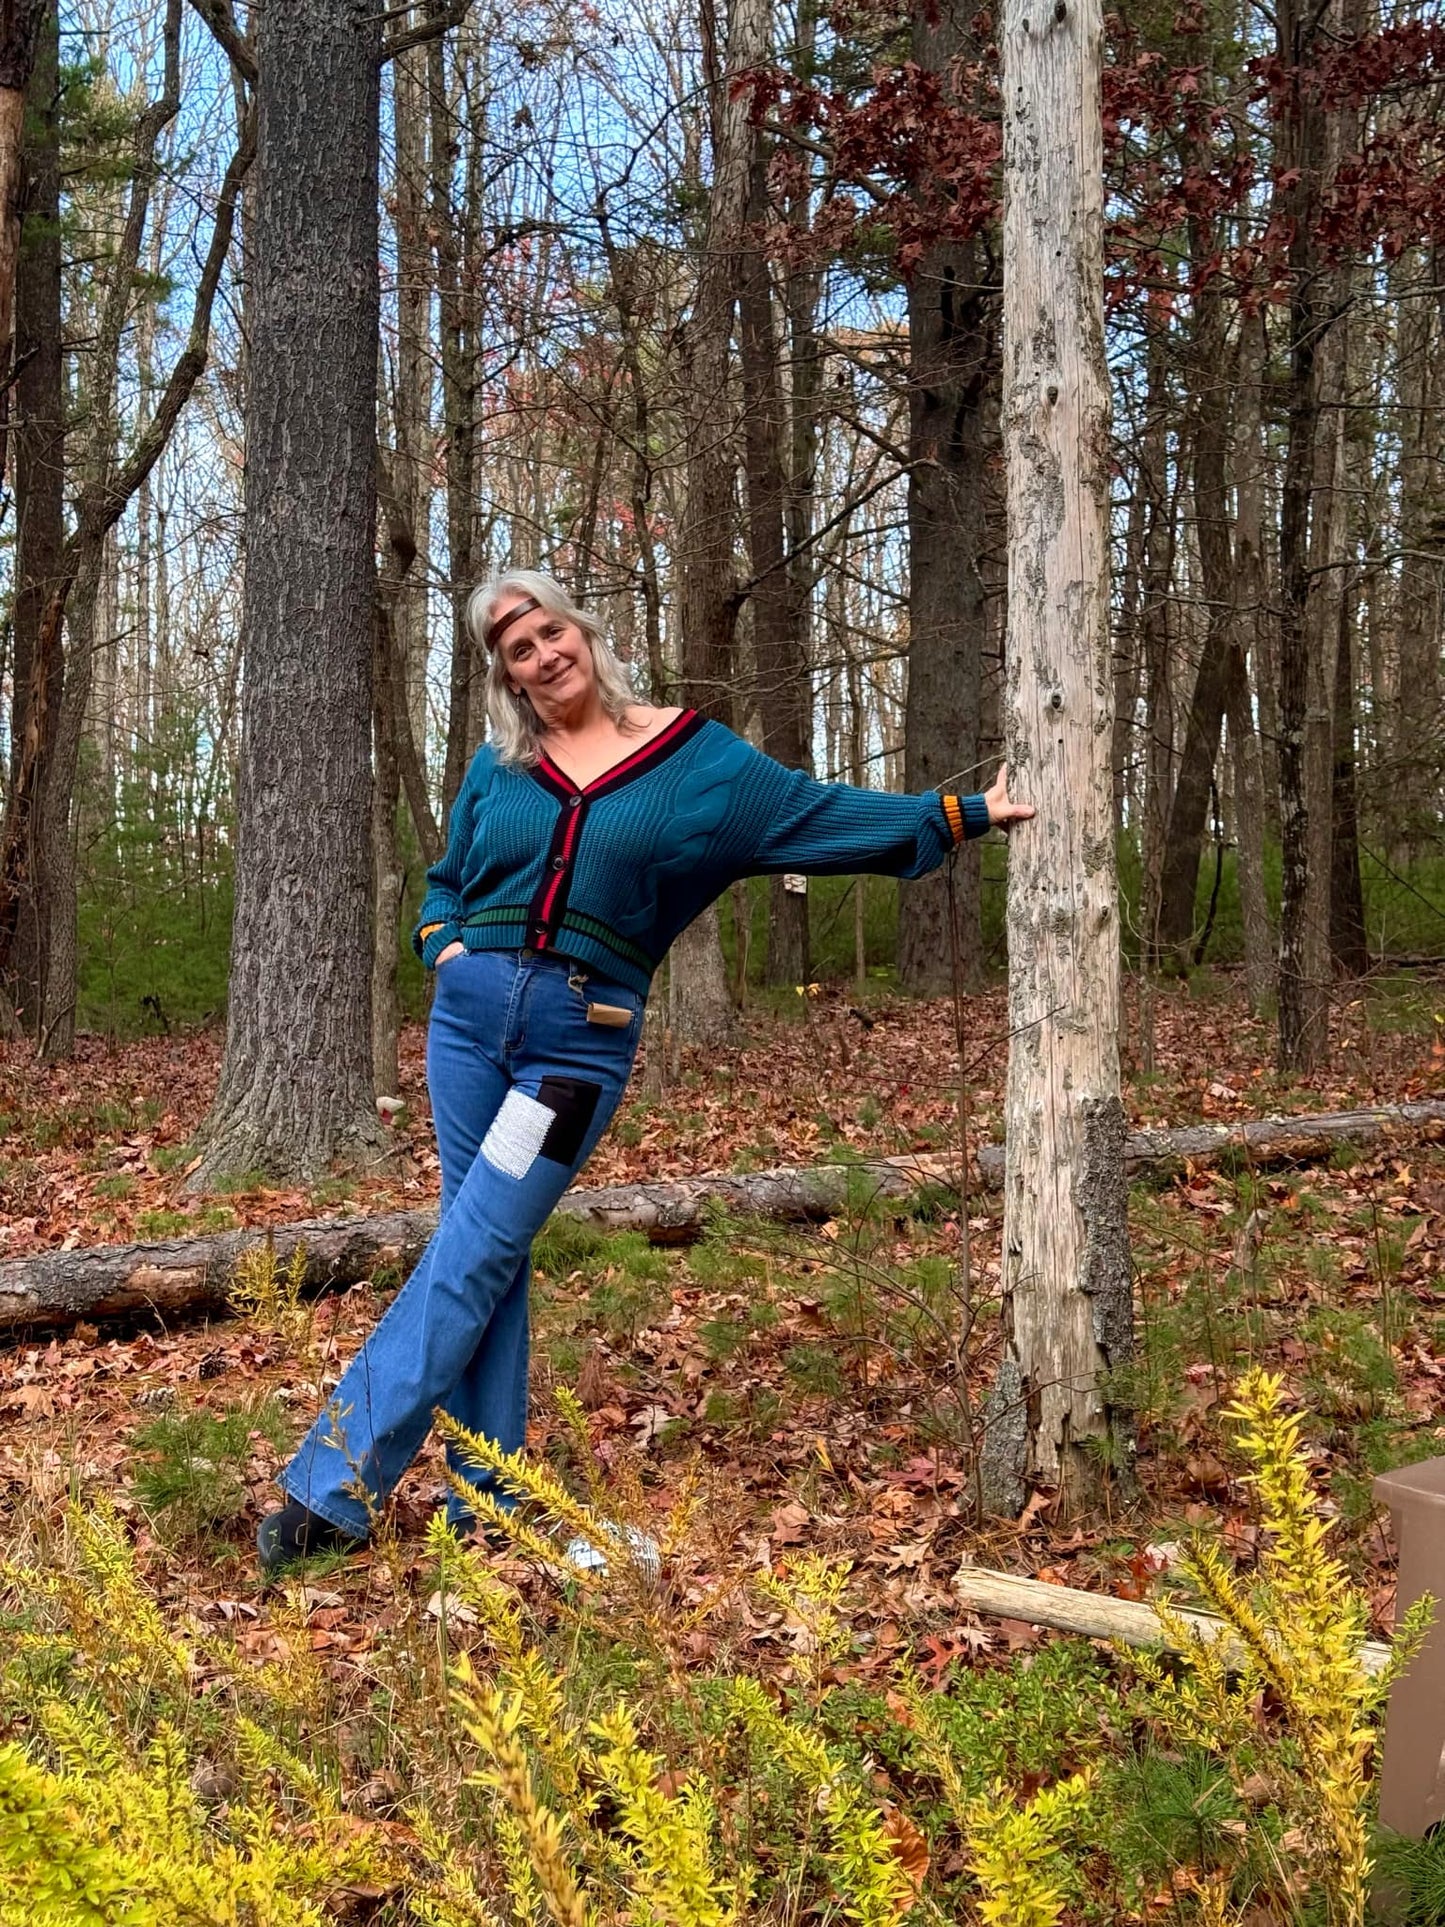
[494,597,597,718]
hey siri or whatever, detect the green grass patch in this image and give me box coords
[129,1393,291,1539]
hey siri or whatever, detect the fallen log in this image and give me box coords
[952,1564,1392,1676]
[1,1097,1441,1334]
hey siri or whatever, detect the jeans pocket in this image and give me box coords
[564,971,641,1031]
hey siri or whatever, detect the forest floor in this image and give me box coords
[2,965,1443,1652]
[2,966,1442,1259]
[6,966,1445,1921]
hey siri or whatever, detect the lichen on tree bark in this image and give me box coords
[980,0,1132,1519]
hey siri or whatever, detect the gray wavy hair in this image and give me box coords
[467,570,639,767]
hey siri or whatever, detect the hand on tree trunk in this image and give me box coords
[983,764,1036,829]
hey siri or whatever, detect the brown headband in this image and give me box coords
[485,595,540,652]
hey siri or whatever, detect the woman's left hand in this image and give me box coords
[983,764,1036,829]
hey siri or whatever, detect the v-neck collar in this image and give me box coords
[527,709,704,804]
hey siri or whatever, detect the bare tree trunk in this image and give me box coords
[838,544,868,993]
[1394,247,1443,858]
[898,0,992,996]
[372,450,417,1095]
[1111,440,1147,832]
[3,0,59,1034]
[739,145,810,987]
[1226,642,1273,1015]
[1227,304,1275,1014]
[34,542,101,1059]
[982,0,1130,1518]
[1300,298,1346,1029]
[1276,0,1334,1074]
[1136,334,1174,1065]
[191,0,387,1184]
[781,0,823,971]
[1157,257,1237,968]
[393,28,433,772]
[0,0,48,480]
[596,197,666,701]
[671,0,762,1045]
[428,24,481,821]
[1331,550,1368,976]
[371,27,432,1093]
[90,526,119,811]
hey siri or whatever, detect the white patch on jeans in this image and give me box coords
[481,1088,555,1180]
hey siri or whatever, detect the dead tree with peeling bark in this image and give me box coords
[981,0,1132,1519]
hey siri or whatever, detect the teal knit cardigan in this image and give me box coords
[412,711,991,995]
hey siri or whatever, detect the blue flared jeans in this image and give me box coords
[280,947,643,1537]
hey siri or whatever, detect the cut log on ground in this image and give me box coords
[1,1097,1441,1334]
[952,1565,1391,1676]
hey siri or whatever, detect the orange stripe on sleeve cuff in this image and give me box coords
[941,794,965,844]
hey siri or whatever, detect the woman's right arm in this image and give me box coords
[412,769,482,969]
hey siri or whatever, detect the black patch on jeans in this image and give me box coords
[536,1076,602,1166]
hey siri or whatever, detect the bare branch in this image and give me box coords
[381,0,470,64]
[99,102,255,525]
[186,0,256,85]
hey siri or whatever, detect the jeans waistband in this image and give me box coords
[516,946,578,969]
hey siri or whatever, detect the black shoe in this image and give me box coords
[257,1500,366,1577]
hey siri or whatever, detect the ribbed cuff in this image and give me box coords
[420,922,463,969]
[961,792,991,840]
[940,792,992,843]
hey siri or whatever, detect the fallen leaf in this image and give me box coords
[1017,1488,1053,1533]
[769,1500,810,1546]
[883,1806,929,1896]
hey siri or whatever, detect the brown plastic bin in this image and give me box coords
[1374,1458,1445,1838]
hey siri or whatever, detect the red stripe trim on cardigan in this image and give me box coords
[534,800,586,935]
[533,709,701,800]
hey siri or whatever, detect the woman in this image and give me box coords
[258,571,1033,1572]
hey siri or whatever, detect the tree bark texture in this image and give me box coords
[427,26,483,821]
[1226,641,1274,1015]
[1227,307,1275,1014]
[898,1,993,996]
[670,0,766,1044]
[1136,333,1174,996]
[371,42,433,1093]
[372,446,417,1096]
[1303,293,1347,1009]
[0,1,47,450]
[34,546,100,1059]
[3,0,59,1033]
[192,0,388,1185]
[1276,0,1341,1073]
[739,148,811,988]
[1276,160,1320,1063]
[985,0,1131,1519]
[1330,556,1368,976]
[8,1100,1442,1334]
[1393,247,1442,858]
[951,1566,1391,1675]
[1156,261,1236,968]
